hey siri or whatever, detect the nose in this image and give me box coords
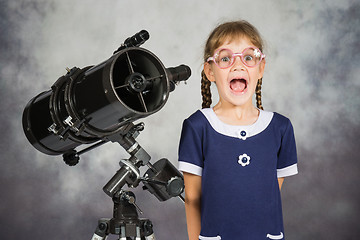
[231,55,246,71]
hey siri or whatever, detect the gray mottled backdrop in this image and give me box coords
[1,0,359,239]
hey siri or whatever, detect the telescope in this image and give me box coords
[22,30,190,240]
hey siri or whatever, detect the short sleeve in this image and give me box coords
[178,118,204,176]
[277,119,298,178]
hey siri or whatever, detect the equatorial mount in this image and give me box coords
[89,121,184,240]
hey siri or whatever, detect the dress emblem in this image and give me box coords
[238,153,251,167]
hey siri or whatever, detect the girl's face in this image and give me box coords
[204,37,265,108]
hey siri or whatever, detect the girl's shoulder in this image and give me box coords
[183,109,208,129]
[271,111,293,125]
[186,109,205,121]
[271,111,295,134]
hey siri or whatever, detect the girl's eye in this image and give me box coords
[244,55,253,61]
[221,56,231,62]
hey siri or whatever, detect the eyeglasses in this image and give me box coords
[207,47,265,69]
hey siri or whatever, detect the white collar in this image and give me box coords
[200,108,274,140]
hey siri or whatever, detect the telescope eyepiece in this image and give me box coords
[114,30,150,54]
[124,30,150,48]
[167,65,191,92]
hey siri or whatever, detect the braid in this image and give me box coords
[255,78,264,110]
[201,70,212,108]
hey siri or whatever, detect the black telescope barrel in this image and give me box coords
[22,29,192,157]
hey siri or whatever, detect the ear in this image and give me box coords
[258,58,266,79]
[204,62,216,82]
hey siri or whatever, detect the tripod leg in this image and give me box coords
[91,218,110,240]
[136,226,141,240]
[119,225,126,240]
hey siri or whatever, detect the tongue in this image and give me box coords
[230,79,246,92]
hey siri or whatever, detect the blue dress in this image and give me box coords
[178,108,298,240]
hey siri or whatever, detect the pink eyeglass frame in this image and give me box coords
[206,47,266,69]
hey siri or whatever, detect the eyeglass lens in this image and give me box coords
[215,48,262,68]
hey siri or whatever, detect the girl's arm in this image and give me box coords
[183,172,202,240]
[278,177,284,190]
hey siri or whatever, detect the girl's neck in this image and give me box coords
[212,101,259,126]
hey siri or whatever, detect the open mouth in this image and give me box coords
[230,78,247,94]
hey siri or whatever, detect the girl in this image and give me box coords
[178,20,298,240]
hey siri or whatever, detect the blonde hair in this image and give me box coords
[201,20,265,109]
